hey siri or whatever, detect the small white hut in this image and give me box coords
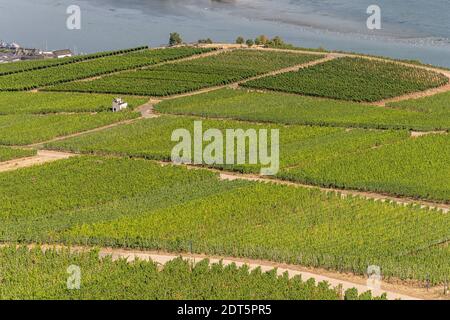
[112,98,128,112]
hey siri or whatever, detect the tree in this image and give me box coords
[198,38,213,44]
[271,36,284,46]
[246,39,254,47]
[169,33,183,46]
[235,36,245,45]
[255,35,269,45]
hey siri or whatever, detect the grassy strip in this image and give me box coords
[0,146,36,162]
[387,90,450,114]
[155,88,450,131]
[0,246,381,300]
[0,92,147,115]
[242,57,448,102]
[44,50,324,96]
[0,111,139,145]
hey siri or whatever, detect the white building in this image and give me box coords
[112,98,128,112]
[52,49,73,58]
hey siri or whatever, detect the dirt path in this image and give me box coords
[1,243,436,300]
[371,82,450,106]
[0,150,75,173]
[136,99,160,119]
[411,130,447,138]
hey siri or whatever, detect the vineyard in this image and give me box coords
[156,88,450,131]
[0,247,382,300]
[44,50,324,96]
[388,90,450,113]
[0,156,448,285]
[0,44,449,299]
[0,112,139,145]
[242,57,448,102]
[46,116,449,202]
[0,146,36,162]
[0,46,148,76]
[0,92,146,114]
[279,133,450,202]
[0,47,212,91]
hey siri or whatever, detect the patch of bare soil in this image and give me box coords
[410,130,447,138]
[0,150,75,173]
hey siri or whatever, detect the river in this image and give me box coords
[1,0,449,67]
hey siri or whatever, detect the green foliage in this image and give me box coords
[0,156,448,285]
[279,133,450,202]
[169,33,183,46]
[46,50,323,96]
[246,39,254,47]
[236,36,245,44]
[0,111,138,145]
[0,246,362,300]
[387,90,450,114]
[243,57,448,102]
[0,92,147,114]
[0,146,36,162]
[344,288,359,300]
[156,88,450,131]
[0,47,213,91]
[270,36,285,46]
[198,38,213,44]
[255,35,269,45]
[46,116,449,202]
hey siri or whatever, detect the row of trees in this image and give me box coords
[169,33,213,46]
[236,35,285,47]
[168,32,286,47]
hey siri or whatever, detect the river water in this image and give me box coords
[1,0,450,67]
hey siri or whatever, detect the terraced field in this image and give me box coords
[0,112,139,145]
[0,92,147,114]
[0,90,145,145]
[0,47,212,90]
[0,156,448,285]
[388,90,450,113]
[156,88,450,131]
[46,116,449,202]
[44,50,324,96]
[242,57,448,102]
[1,44,449,300]
[0,146,36,162]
